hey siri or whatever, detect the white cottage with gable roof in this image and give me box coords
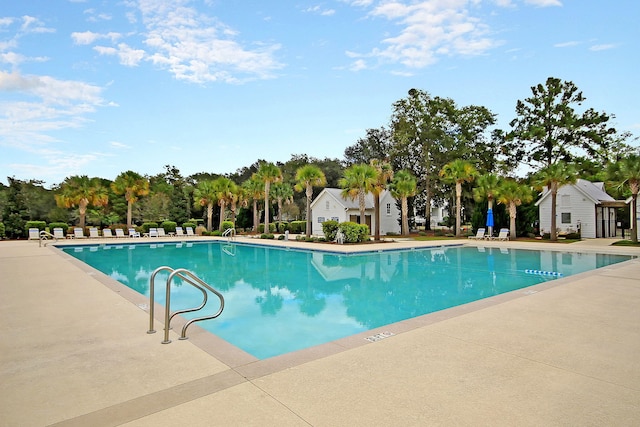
[309,188,401,236]
[535,179,625,238]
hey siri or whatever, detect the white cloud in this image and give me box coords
[94,43,145,66]
[354,1,501,69]
[303,5,336,16]
[0,71,108,153]
[554,40,580,48]
[525,0,562,6]
[109,141,131,149]
[590,43,616,51]
[20,16,55,34]
[72,31,122,45]
[133,0,283,83]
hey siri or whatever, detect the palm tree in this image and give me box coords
[111,171,150,228]
[390,170,417,236]
[532,161,577,241]
[242,175,264,233]
[55,175,109,228]
[270,181,294,225]
[439,159,477,237]
[370,159,394,241]
[339,163,378,227]
[496,179,533,241]
[229,185,246,226]
[193,180,217,231]
[256,162,282,233]
[212,177,237,231]
[473,173,500,237]
[294,164,327,237]
[607,154,640,243]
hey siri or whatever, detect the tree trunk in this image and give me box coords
[207,203,213,231]
[401,197,409,235]
[550,190,558,241]
[79,200,88,229]
[509,202,517,241]
[374,193,381,241]
[359,191,366,226]
[264,183,271,233]
[631,192,638,243]
[127,200,133,229]
[253,200,258,233]
[218,201,226,231]
[455,182,462,237]
[305,185,312,237]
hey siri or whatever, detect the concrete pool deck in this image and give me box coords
[1,236,639,426]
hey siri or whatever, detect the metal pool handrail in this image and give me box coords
[147,266,225,344]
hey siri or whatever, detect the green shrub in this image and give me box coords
[274,221,289,233]
[260,233,275,239]
[211,230,222,236]
[258,223,276,233]
[0,222,5,238]
[160,221,177,233]
[26,221,47,233]
[183,222,197,230]
[278,234,285,240]
[338,222,369,243]
[141,222,158,233]
[49,222,69,233]
[221,221,234,232]
[288,221,306,234]
[321,220,339,241]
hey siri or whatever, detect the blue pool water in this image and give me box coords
[61,242,633,359]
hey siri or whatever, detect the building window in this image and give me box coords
[325,201,330,210]
[561,213,571,224]
[318,216,325,223]
[386,203,391,215]
[331,216,339,221]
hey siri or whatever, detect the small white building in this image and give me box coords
[309,188,401,236]
[625,196,640,235]
[535,179,625,238]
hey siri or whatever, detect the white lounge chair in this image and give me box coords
[115,228,126,238]
[157,227,167,237]
[148,227,158,237]
[53,228,65,239]
[28,228,40,240]
[175,227,185,237]
[186,227,195,237]
[74,227,87,239]
[89,227,100,238]
[102,228,114,238]
[468,228,486,240]
[491,228,509,241]
[129,228,141,238]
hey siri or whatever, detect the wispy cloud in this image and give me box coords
[346,1,502,70]
[590,43,616,51]
[554,40,580,48]
[525,0,562,6]
[303,5,336,16]
[71,31,122,45]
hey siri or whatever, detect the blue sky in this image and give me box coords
[1,0,638,187]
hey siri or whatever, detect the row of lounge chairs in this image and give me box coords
[468,227,509,241]
[31,226,197,240]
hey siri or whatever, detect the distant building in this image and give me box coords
[310,188,401,236]
[535,179,625,238]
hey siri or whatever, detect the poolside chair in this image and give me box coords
[157,227,167,237]
[175,226,185,237]
[102,228,114,238]
[468,228,486,240]
[129,228,141,238]
[89,227,100,238]
[28,228,40,240]
[186,227,195,237]
[74,227,87,239]
[148,227,158,238]
[53,228,65,239]
[115,228,126,238]
[491,228,509,241]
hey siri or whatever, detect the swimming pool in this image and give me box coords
[61,241,633,359]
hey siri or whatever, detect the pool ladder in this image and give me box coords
[147,266,225,344]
